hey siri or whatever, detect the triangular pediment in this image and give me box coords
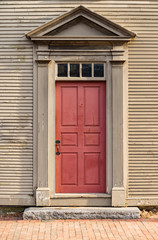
[26,6,135,41]
[44,16,118,38]
[46,20,117,37]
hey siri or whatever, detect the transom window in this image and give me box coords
[57,63,105,79]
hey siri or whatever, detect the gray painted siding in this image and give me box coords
[0,1,158,200]
[0,2,34,196]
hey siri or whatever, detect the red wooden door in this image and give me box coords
[55,81,106,193]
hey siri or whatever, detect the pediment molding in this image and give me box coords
[26,5,135,44]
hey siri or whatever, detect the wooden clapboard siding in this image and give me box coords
[0,2,34,198]
[0,0,158,203]
[127,2,158,196]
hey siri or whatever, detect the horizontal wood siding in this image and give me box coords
[0,0,158,201]
[0,1,34,197]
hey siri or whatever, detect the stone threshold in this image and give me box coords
[23,207,140,220]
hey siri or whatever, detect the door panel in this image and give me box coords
[84,86,100,126]
[61,153,78,185]
[84,152,100,185]
[61,86,78,126]
[56,81,106,193]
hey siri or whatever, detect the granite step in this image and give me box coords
[23,207,140,220]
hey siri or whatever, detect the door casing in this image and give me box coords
[35,50,128,207]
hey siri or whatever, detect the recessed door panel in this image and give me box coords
[61,133,78,146]
[84,87,100,126]
[84,133,100,146]
[61,87,78,126]
[84,152,100,185]
[56,81,106,193]
[61,153,78,185]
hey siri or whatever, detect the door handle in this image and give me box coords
[56,140,60,155]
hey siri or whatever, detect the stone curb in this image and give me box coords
[23,207,140,220]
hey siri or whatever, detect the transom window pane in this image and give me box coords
[57,63,105,78]
[58,64,68,77]
[70,64,80,77]
[82,64,92,77]
[94,64,104,77]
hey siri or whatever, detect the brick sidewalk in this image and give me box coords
[0,219,158,240]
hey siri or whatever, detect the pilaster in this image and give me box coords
[111,59,126,206]
[36,59,51,206]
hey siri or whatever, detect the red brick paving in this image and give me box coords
[0,219,158,240]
